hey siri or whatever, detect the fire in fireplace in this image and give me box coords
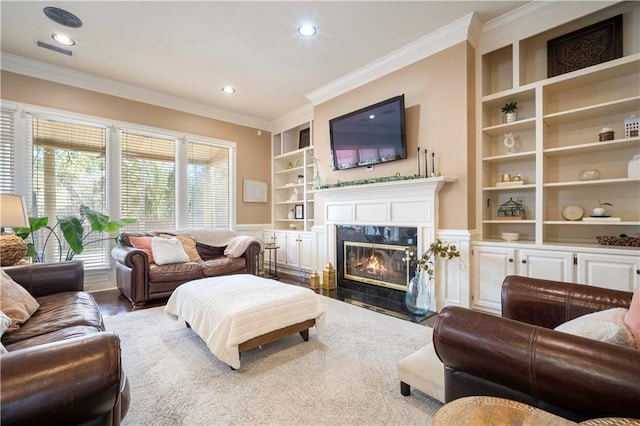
[343,241,410,291]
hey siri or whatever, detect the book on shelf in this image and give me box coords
[582,217,621,222]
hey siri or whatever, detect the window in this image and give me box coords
[0,107,16,194]
[187,140,230,228]
[30,116,108,268]
[121,131,176,231]
[1,103,236,272]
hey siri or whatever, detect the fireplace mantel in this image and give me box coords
[314,176,455,228]
[315,176,456,273]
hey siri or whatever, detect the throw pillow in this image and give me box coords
[129,236,155,264]
[555,307,635,348]
[0,269,40,332]
[0,310,10,354]
[159,234,202,262]
[151,236,190,265]
[624,285,640,349]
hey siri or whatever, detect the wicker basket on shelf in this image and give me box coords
[596,235,640,247]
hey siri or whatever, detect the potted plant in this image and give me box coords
[403,239,461,316]
[14,205,137,263]
[501,101,518,123]
[297,174,304,184]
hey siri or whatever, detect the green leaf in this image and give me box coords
[59,217,85,255]
[84,206,110,232]
[103,218,137,233]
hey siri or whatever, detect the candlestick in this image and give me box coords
[431,152,436,177]
[416,147,420,175]
[424,149,428,177]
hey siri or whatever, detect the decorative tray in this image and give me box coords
[596,235,640,247]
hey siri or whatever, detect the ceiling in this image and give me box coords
[1,1,529,126]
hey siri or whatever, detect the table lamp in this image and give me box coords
[0,194,29,266]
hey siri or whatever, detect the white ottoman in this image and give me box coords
[396,341,445,403]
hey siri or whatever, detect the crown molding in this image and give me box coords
[0,52,272,131]
[479,0,616,54]
[306,13,477,106]
[271,103,313,134]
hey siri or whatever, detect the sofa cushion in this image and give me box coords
[152,236,190,265]
[3,325,102,352]
[201,257,247,276]
[0,269,40,332]
[129,236,155,263]
[148,262,203,283]
[160,234,202,262]
[555,307,635,348]
[1,292,104,346]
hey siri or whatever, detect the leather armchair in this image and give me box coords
[433,275,640,422]
[1,262,130,426]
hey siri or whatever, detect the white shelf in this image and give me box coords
[482,117,536,137]
[483,151,536,163]
[483,184,536,191]
[543,96,640,126]
[543,137,640,156]
[543,177,640,188]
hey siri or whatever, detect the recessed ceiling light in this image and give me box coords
[52,34,75,46]
[222,86,236,94]
[297,24,317,37]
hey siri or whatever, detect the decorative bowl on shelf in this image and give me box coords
[501,232,520,241]
[596,235,640,247]
[578,169,600,181]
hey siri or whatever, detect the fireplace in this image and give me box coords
[314,177,455,320]
[335,225,418,317]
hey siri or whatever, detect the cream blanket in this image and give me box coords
[164,274,326,369]
[224,235,264,258]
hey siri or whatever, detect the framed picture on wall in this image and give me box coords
[299,128,310,149]
[243,179,268,203]
[294,204,304,219]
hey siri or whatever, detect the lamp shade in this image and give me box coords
[0,194,29,228]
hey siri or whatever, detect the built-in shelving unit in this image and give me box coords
[478,3,640,246]
[271,121,315,232]
[470,2,640,314]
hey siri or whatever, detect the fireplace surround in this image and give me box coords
[314,177,454,319]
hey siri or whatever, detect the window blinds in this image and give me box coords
[31,116,108,268]
[121,131,177,231]
[187,140,230,228]
[0,107,16,194]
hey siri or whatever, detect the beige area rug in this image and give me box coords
[104,296,442,425]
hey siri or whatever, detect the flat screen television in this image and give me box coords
[329,95,407,170]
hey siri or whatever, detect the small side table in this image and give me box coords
[264,244,279,280]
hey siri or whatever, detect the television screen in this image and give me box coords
[330,95,407,170]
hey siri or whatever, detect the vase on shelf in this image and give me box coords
[405,269,430,316]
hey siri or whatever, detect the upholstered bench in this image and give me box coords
[165,274,326,369]
[396,335,445,403]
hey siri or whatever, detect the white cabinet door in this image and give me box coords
[472,245,516,314]
[576,253,640,292]
[298,232,314,271]
[518,249,574,282]
[274,232,288,266]
[285,233,299,268]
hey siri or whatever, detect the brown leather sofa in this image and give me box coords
[433,275,640,422]
[1,261,130,426]
[111,231,262,308]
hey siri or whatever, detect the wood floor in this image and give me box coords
[93,272,437,327]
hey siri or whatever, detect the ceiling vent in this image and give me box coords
[37,40,73,56]
[43,7,82,28]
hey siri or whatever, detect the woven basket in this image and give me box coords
[596,236,640,247]
[0,234,27,266]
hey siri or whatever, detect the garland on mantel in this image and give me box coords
[318,173,426,189]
